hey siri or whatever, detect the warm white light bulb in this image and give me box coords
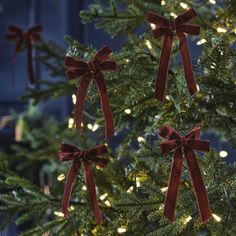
[219,150,228,158]
[117,227,127,234]
[212,213,222,222]
[137,136,145,143]
[217,27,227,33]
[87,123,93,130]
[127,186,134,193]
[124,109,131,114]
[54,211,64,217]
[184,216,192,224]
[145,40,152,49]
[99,193,108,201]
[92,123,99,132]
[104,200,111,207]
[160,187,168,192]
[57,173,65,181]
[196,39,207,45]
[72,94,77,104]
[209,0,216,4]
[180,2,189,9]
[136,177,141,188]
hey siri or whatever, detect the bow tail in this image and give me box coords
[178,33,197,95]
[74,75,91,132]
[83,161,103,225]
[155,33,173,101]
[184,146,212,223]
[164,148,183,222]
[61,161,81,216]
[27,43,36,84]
[95,72,114,139]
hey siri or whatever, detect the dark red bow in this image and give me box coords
[146,9,200,101]
[6,24,42,84]
[64,46,117,139]
[159,126,212,223]
[58,143,108,224]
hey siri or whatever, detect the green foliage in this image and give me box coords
[1,0,236,235]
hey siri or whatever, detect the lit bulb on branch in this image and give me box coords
[72,94,76,104]
[57,173,65,181]
[68,118,74,129]
[137,136,145,143]
[219,150,228,158]
[54,211,64,217]
[183,215,192,224]
[124,108,131,114]
[117,227,127,234]
[180,2,189,9]
[212,213,222,222]
[145,40,152,50]
[216,27,227,33]
[99,193,108,201]
[196,39,207,45]
[161,0,166,5]
[209,0,216,4]
[127,186,134,193]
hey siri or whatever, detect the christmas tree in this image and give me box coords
[1,1,236,235]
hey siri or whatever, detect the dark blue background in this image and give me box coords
[0,1,235,235]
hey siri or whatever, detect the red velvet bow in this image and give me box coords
[6,24,42,84]
[146,9,200,101]
[58,143,108,224]
[64,46,117,139]
[159,126,212,223]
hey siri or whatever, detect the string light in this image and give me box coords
[99,193,108,201]
[72,94,77,104]
[160,187,168,192]
[82,185,87,191]
[159,204,164,210]
[117,227,127,234]
[184,215,192,224]
[127,186,134,193]
[219,150,228,158]
[125,59,130,63]
[136,177,141,188]
[68,118,74,129]
[166,95,170,100]
[137,136,145,142]
[87,123,93,130]
[216,27,227,33]
[57,173,65,181]
[209,0,216,4]
[212,213,222,222]
[104,200,111,207]
[124,109,131,114]
[54,211,64,217]
[196,39,207,45]
[161,0,166,5]
[92,123,99,132]
[170,12,177,18]
[196,84,200,92]
[180,2,189,9]
[69,205,75,211]
[150,23,156,30]
[145,40,152,49]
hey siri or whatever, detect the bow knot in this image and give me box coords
[6,24,42,84]
[179,136,187,148]
[58,143,108,224]
[146,9,200,101]
[88,61,97,73]
[159,126,212,223]
[64,46,117,139]
[169,21,176,32]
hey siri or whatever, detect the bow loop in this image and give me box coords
[175,8,197,25]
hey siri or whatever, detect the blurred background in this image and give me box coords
[0,1,236,235]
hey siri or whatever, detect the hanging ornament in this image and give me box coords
[6,24,42,84]
[58,142,108,225]
[146,9,200,101]
[159,126,212,223]
[64,46,117,139]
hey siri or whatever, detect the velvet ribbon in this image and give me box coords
[6,24,42,84]
[146,9,200,101]
[64,46,117,139]
[159,126,212,223]
[58,142,108,224]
